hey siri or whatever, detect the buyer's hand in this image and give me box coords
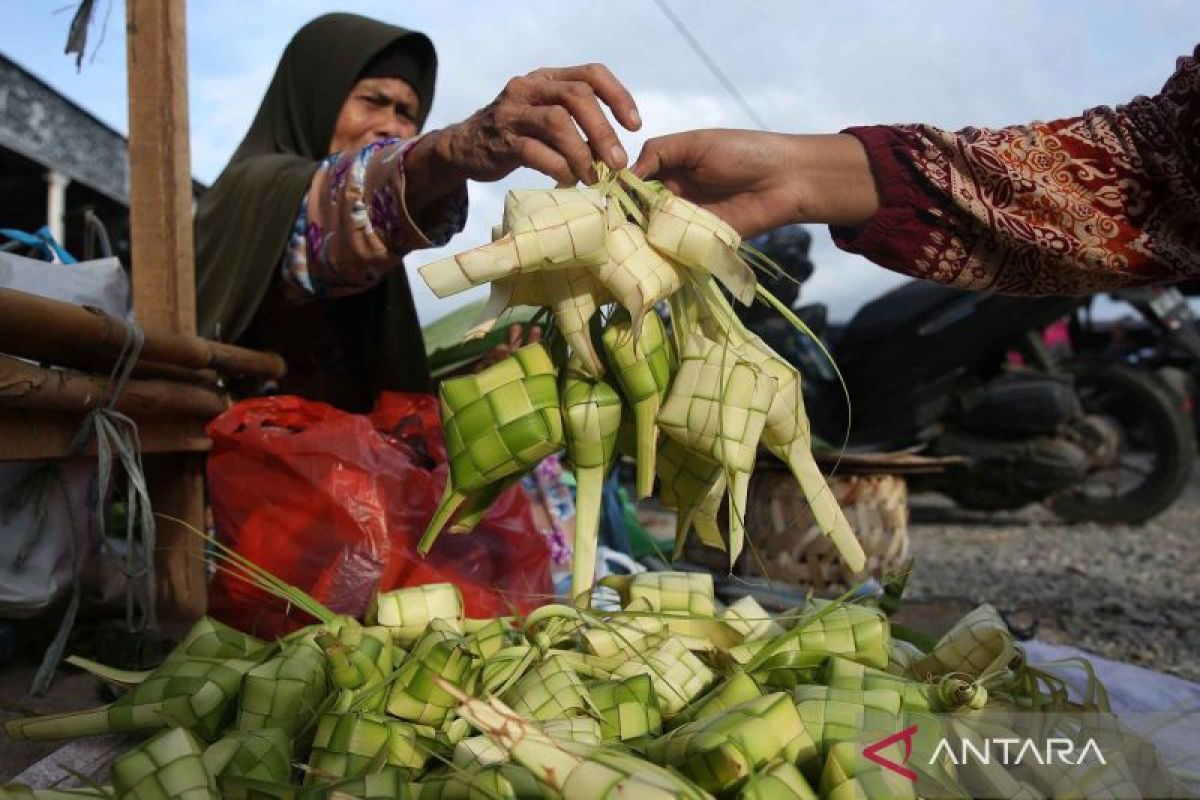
[437,64,642,186]
[632,129,879,237]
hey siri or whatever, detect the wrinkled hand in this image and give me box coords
[632,129,806,238]
[438,64,642,186]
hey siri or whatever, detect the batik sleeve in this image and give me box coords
[831,47,1200,294]
[281,136,468,299]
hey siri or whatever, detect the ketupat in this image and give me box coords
[236,638,328,735]
[822,655,942,712]
[820,741,916,800]
[600,308,674,499]
[601,571,738,650]
[665,671,764,731]
[588,673,663,742]
[369,583,464,647]
[386,619,477,726]
[579,599,666,658]
[636,183,757,306]
[739,759,820,800]
[171,617,274,662]
[687,277,866,573]
[721,595,786,644]
[446,689,711,799]
[202,727,292,784]
[321,766,416,799]
[4,655,261,742]
[655,437,728,557]
[542,716,604,746]
[418,187,607,297]
[111,727,218,800]
[735,602,892,674]
[646,692,814,794]
[598,201,684,340]
[414,163,868,601]
[470,266,612,378]
[613,636,716,718]
[414,763,548,799]
[500,655,593,722]
[559,360,623,606]
[4,615,278,743]
[463,617,513,661]
[656,328,777,563]
[419,342,564,554]
[913,603,1019,680]
[605,570,716,617]
[306,711,432,784]
[453,734,509,768]
[3,569,1180,800]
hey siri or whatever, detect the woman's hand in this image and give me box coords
[632,129,880,237]
[420,64,642,189]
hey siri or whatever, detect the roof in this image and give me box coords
[0,52,207,204]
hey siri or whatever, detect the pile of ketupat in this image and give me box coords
[3,173,1185,800]
[3,573,1182,799]
[414,165,865,608]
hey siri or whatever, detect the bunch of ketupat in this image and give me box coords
[415,165,866,607]
[3,575,1186,800]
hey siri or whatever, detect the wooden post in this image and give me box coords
[125,0,207,620]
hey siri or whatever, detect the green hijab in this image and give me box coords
[195,13,439,409]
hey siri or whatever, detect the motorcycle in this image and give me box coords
[1070,286,1200,433]
[745,229,1196,524]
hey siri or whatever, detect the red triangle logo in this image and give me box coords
[863,724,919,781]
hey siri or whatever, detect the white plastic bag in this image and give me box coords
[0,241,127,619]
[0,250,129,318]
[0,461,96,618]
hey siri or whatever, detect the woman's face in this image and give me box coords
[328,77,421,154]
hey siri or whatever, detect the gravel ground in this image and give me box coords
[903,471,1200,683]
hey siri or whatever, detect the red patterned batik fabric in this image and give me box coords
[832,46,1200,295]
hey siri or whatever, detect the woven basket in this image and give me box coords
[682,467,910,591]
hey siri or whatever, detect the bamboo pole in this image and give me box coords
[128,361,221,387]
[0,288,285,379]
[0,354,229,418]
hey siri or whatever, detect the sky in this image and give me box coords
[3,1,1198,325]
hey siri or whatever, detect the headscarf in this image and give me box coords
[195,13,438,408]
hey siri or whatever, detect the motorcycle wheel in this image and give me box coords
[1049,359,1196,523]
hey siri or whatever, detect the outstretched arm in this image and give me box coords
[633,130,879,235]
[634,48,1200,295]
[283,63,643,299]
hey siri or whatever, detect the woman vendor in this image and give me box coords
[196,12,640,410]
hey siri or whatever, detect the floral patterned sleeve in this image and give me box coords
[831,47,1200,294]
[281,137,468,299]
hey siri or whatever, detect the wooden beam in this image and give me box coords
[0,288,286,379]
[126,0,207,620]
[0,409,210,461]
[0,354,229,418]
[126,0,195,335]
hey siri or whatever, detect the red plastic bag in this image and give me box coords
[206,394,551,639]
